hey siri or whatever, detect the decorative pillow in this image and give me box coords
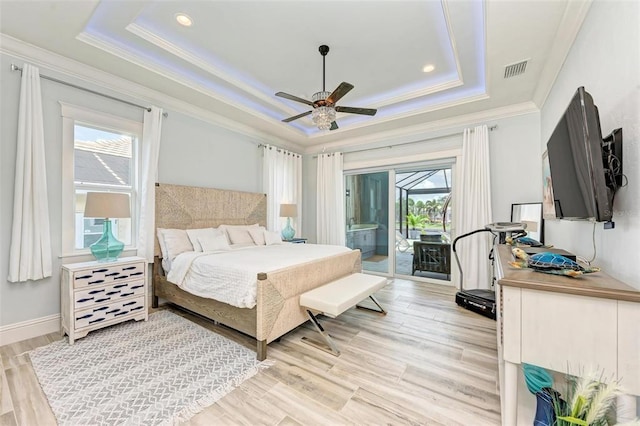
[186,228,224,252]
[218,223,260,243]
[264,230,283,245]
[226,227,256,245]
[157,228,194,271]
[248,227,266,245]
[199,234,231,252]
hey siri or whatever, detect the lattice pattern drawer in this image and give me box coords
[74,280,145,309]
[75,296,145,329]
[73,262,145,288]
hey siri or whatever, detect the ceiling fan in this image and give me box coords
[275,45,377,131]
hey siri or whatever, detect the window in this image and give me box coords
[61,103,142,256]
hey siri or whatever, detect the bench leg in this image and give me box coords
[356,295,387,315]
[301,310,341,356]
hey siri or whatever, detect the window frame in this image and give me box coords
[61,102,142,257]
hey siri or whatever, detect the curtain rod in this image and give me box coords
[257,143,301,157]
[312,124,498,158]
[11,64,168,117]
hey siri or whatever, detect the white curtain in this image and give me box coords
[262,145,302,233]
[454,125,493,290]
[8,63,52,282]
[316,152,345,246]
[137,106,163,262]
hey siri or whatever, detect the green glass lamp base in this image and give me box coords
[90,219,124,262]
[281,217,295,241]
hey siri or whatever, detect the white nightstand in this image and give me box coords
[61,256,148,344]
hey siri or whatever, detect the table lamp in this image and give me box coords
[279,203,297,240]
[84,192,130,262]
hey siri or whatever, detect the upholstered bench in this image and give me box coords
[299,272,388,356]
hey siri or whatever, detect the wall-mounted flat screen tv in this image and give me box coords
[546,87,623,222]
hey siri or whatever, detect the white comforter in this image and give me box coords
[166,243,352,309]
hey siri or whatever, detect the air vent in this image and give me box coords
[504,60,528,78]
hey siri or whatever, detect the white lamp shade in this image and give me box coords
[84,192,131,218]
[279,204,297,218]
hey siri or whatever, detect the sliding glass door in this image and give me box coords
[345,172,390,274]
[345,163,453,282]
[395,167,452,282]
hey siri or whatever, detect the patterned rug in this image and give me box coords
[29,310,272,425]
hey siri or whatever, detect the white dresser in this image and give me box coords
[495,245,640,425]
[61,256,148,344]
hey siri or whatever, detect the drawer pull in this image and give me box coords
[113,275,128,280]
[105,272,120,277]
[123,301,137,306]
[93,306,109,312]
[113,284,128,289]
[88,280,105,285]
[114,311,129,317]
[120,292,134,297]
[105,291,121,296]
[106,309,121,315]
[92,268,109,273]
[130,285,144,290]
[130,306,144,312]
[122,266,138,270]
[88,289,105,295]
[89,318,106,324]
[77,297,94,303]
[76,314,93,320]
[95,297,111,303]
[76,274,92,280]
[130,272,144,276]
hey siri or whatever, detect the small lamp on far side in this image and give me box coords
[279,203,297,241]
[84,192,130,262]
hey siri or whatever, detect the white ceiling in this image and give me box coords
[0,0,589,150]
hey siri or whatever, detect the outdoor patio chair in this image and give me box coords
[395,231,413,253]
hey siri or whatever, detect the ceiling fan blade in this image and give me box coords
[275,92,313,106]
[335,106,377,116]
[327,82,354,104]
[330,121,338,131]
[282,110,312,123]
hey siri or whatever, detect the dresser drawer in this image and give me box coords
[73,262,145,288]
[74,296,145,329]
[73,280,145,309]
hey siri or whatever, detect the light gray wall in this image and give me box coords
[0,52,263,327]
[540,0,639,288]
[302,112,541,242]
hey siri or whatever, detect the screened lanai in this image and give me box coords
[396,168,452,237]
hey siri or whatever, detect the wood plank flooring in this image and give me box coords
[0,278,500,425]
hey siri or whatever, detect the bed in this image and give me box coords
[151,183,361,360]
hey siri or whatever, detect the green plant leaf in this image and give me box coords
[557,416,588,426]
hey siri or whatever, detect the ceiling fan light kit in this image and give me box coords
[276,45,377,131]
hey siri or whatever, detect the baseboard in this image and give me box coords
[0,314,61,346]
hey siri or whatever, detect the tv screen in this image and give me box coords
[546,87,614,222]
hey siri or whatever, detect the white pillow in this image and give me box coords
[226,227,256,245]
[264,230,283,245]
[157,228,194,271]
[249,228,266,245]
[219,223,260,243]
[199,234,231,252]
[186,228,224,252]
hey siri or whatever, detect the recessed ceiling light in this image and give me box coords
[422,64,435,73]
[175,13,193,27]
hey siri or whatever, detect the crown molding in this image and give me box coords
[532,0,593,108]
[0,34,304,152]
[304,100,539,154]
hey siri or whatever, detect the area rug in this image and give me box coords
[29,310,272,425]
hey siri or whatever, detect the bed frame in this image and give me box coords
[151,183,361,360]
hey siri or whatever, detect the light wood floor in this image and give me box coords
[0,278,501,425]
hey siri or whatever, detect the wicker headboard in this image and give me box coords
[154,183,267,257]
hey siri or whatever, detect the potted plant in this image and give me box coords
[406,213,424,239]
